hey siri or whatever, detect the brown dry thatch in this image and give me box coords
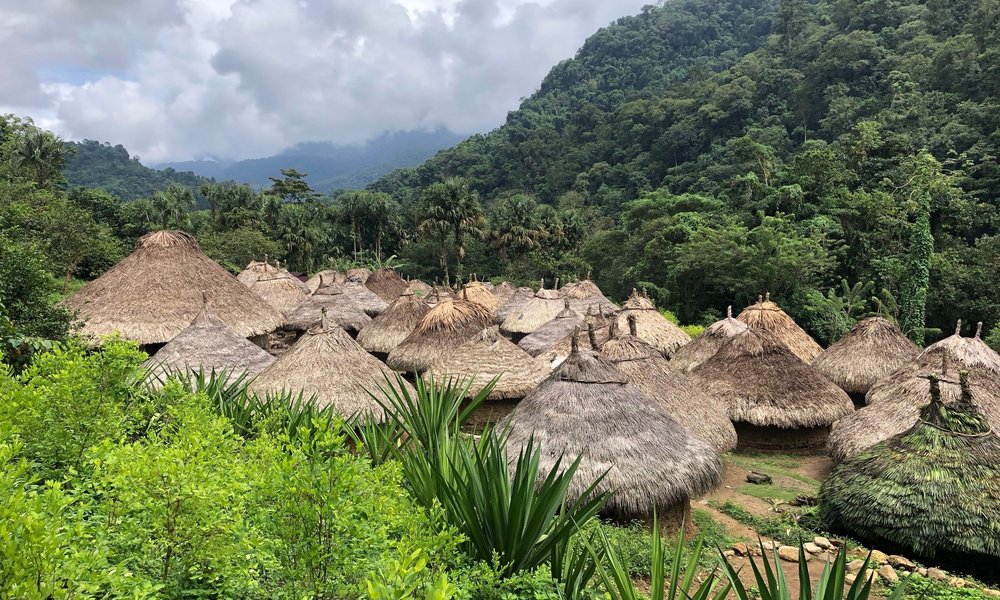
[356,289,431,354]
[65,231,282,345]
[236,260,270,286]
[812,317,920,395]
[250,314,413,421]
[426,327,549,400]
[500,288,565,335]
[502,338,721,519]
[386,298,495,372]
[406,279,433,298]
[492,281,517,302]
[691,327,854,428]
[602,317,738,452]
[614,289,690,358]
[365,267,410,303]
[306,270,345,293]
[283,282,371,334]
[144,301,275,386]
[249,273,309,317]
[459,282,500,312]
[561,279,618,314]
[345,267,371,283]
[542,309,615,368]
[494,286,535,323]
[670,306,747,372]
[342,281,388,316]
[517,299,583,357]
[737,293,823,363]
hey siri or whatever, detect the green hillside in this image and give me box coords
[64,140,213,201]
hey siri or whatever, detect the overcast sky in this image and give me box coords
[1,0,649,163]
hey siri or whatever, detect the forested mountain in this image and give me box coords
[65,140,213,201]
[372,0,1000,343]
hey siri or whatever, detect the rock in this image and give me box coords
[869,550,889,565]
[927,568,948,581]
[845,574,857,586]
[778,546,802,562]
[878,565,899,584]
[722,549,736,558]
[814,536,834,550]
[803,542,823,555]
[949,578,967,588]
[746,471,772,484]
[730,543,749,556]
[887,555,916,570]
[761,540,780,551]
[847,559,866,574]
[916,568,928,577]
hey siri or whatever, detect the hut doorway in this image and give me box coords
[734,422,831,453]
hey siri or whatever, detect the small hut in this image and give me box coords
[65,231,282,348]
[365,267,410,303]
[737,293,822,363]
[345,267,371,283]
[820,372,1000,563]
[143,297,275,386]
[602,317,738,452]
[503,335,721,530]
[691,328,854,450]
[356,290,431,356]
[283,281,371,336]
[249,272,309,317]
[561,279,617,314]
[306,269,345,293]
[517,299,583,357]
[386,298,494,373]
[250,311,413,421]
[342,281,388,316]
[494,286,535,324]
[459,281,500,313]
[670,307,747,372]
[614,289,690,358]
[500,287,564,339]
[812,317,920,405]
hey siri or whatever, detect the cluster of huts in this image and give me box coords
[65,231,1000,553]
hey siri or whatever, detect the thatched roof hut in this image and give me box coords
[827,322,1000,461]
[342,281,388,316]
[66,231,282,345]
[494,286,535,323]
[236,259,269,286]
[249,273,308,317]
[345,267,371,283]
[250,311,413,421]
[602,317,738,452]
[365,267,409,303]
[517,299,583,357]
[386,298,494,373]
[406,279,433,298]
[306,269,345,293]
[356,290,430,355]
[283,281,371,335]
[492,281,517,302]
[503,336,721,526]
[737,293,822,363]
[691,327,854,450]
[670,307,747,372]
[820,372,1000,560]
[143,298,275,385]
[500,288,564,336]
[614,289,690,358]
[459,281,500,313]
[426,327,548,401]
[812,317,919,401]
[561,279,617,314]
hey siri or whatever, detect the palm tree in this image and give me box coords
[490,194,544,267]
[10,130,69,189]
[149,184,196,229]
[418,178,485,283]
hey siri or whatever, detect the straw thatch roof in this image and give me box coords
[236,260,269,286]
[691,328,854,428]
[459,282,500,312]
[561,279,618,314]
[737,293,822,363]
[827,323,1000,461]
[492,281,517,302]
[356,290,430,354]
[614,289,690,358]
[250,313,413,421]
[66,231,283,345]
[543,309,615,368]
[249,273,308,317]
[342,281,388,316]
[812,317,920,395]
[500,288,564,335]
[365,267,409,303]
[517,299,583,357]
[494,286,535,323]
[670,306,747,372]
[283,282,371,334]
[345,267,371,283]
[502,338,721,519]
[602,317,738,452]
[426,327,549,400]
[406,279,433,298]
[386,298,495,373]
[143,300,275,385]
[306,269,345,293]
[820,373,1000,558]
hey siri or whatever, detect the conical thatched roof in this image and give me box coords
[283,282,371,334]
[250,313,413,421]
[812,317,920,395]
[670,306,747,372]
[737,293,822,363]
[406,279,433,298]
[66,231,282,345]
[249,273,308,317]
[365,267,409,303]
[459,282,500,312]
[345,267,371,283]
[518,299,583,357]
[426,327,549,400]
[386,299,494,373]
[820,372,1000,558]
[500,288,564,335]
[502,337,721,518]
[342,281,388,316]
[494,286,535,323]
[492,281,517,302]
[691,328,854,428]
[561,279,617,314]
[614,289,690,358]
[602,317,738,452]
[306,269,345,293]
[543,310,614,368]
[236,260,270,286]
[356,290,430,354]
[827,323,1000,461]
[144,300,275,385]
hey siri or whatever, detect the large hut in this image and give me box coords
[812,317,920,405]
[386,298,494,373]
[691,327,854,450]
[494,286,535,324]
[820,372,1000,564]
[282,281,371,336]
[503,335,722,530]
[250,311,413,421]
[827,322,1000,461]
[356,289,431,357]
[459,281,501,313]
[65,231,282,348]
[143,297,275,386]
[602,316,738,452]
[306,269,345,293]
[561,279,617,314]
[248,271,308,317]
[342,281,388,316]
[365,267,410,303]
[517,299,583,357]
[737,293,822,363]
[500,287,564,339]
[670,307,747,372]
[614,289,691,358]
[345,267,372,283]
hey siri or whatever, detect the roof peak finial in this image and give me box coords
[757,294,763,303]
[571,326,581,354]
[321,306,330,331]
[955,319,963,336]
[976,322,983,339]
[201,290,209,307]
[627,314,638,337]
[587,322,598,348]
[764,291,770,302]
[727,305,733,319]
[540,277,545,291]
[554,277,560,289]
[564,298,570,310]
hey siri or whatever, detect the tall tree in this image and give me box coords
[10,129,70,189]
[149,184,196,230]
[489,194,544,266]
[418,178,485,282]
[268,168,318,203]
